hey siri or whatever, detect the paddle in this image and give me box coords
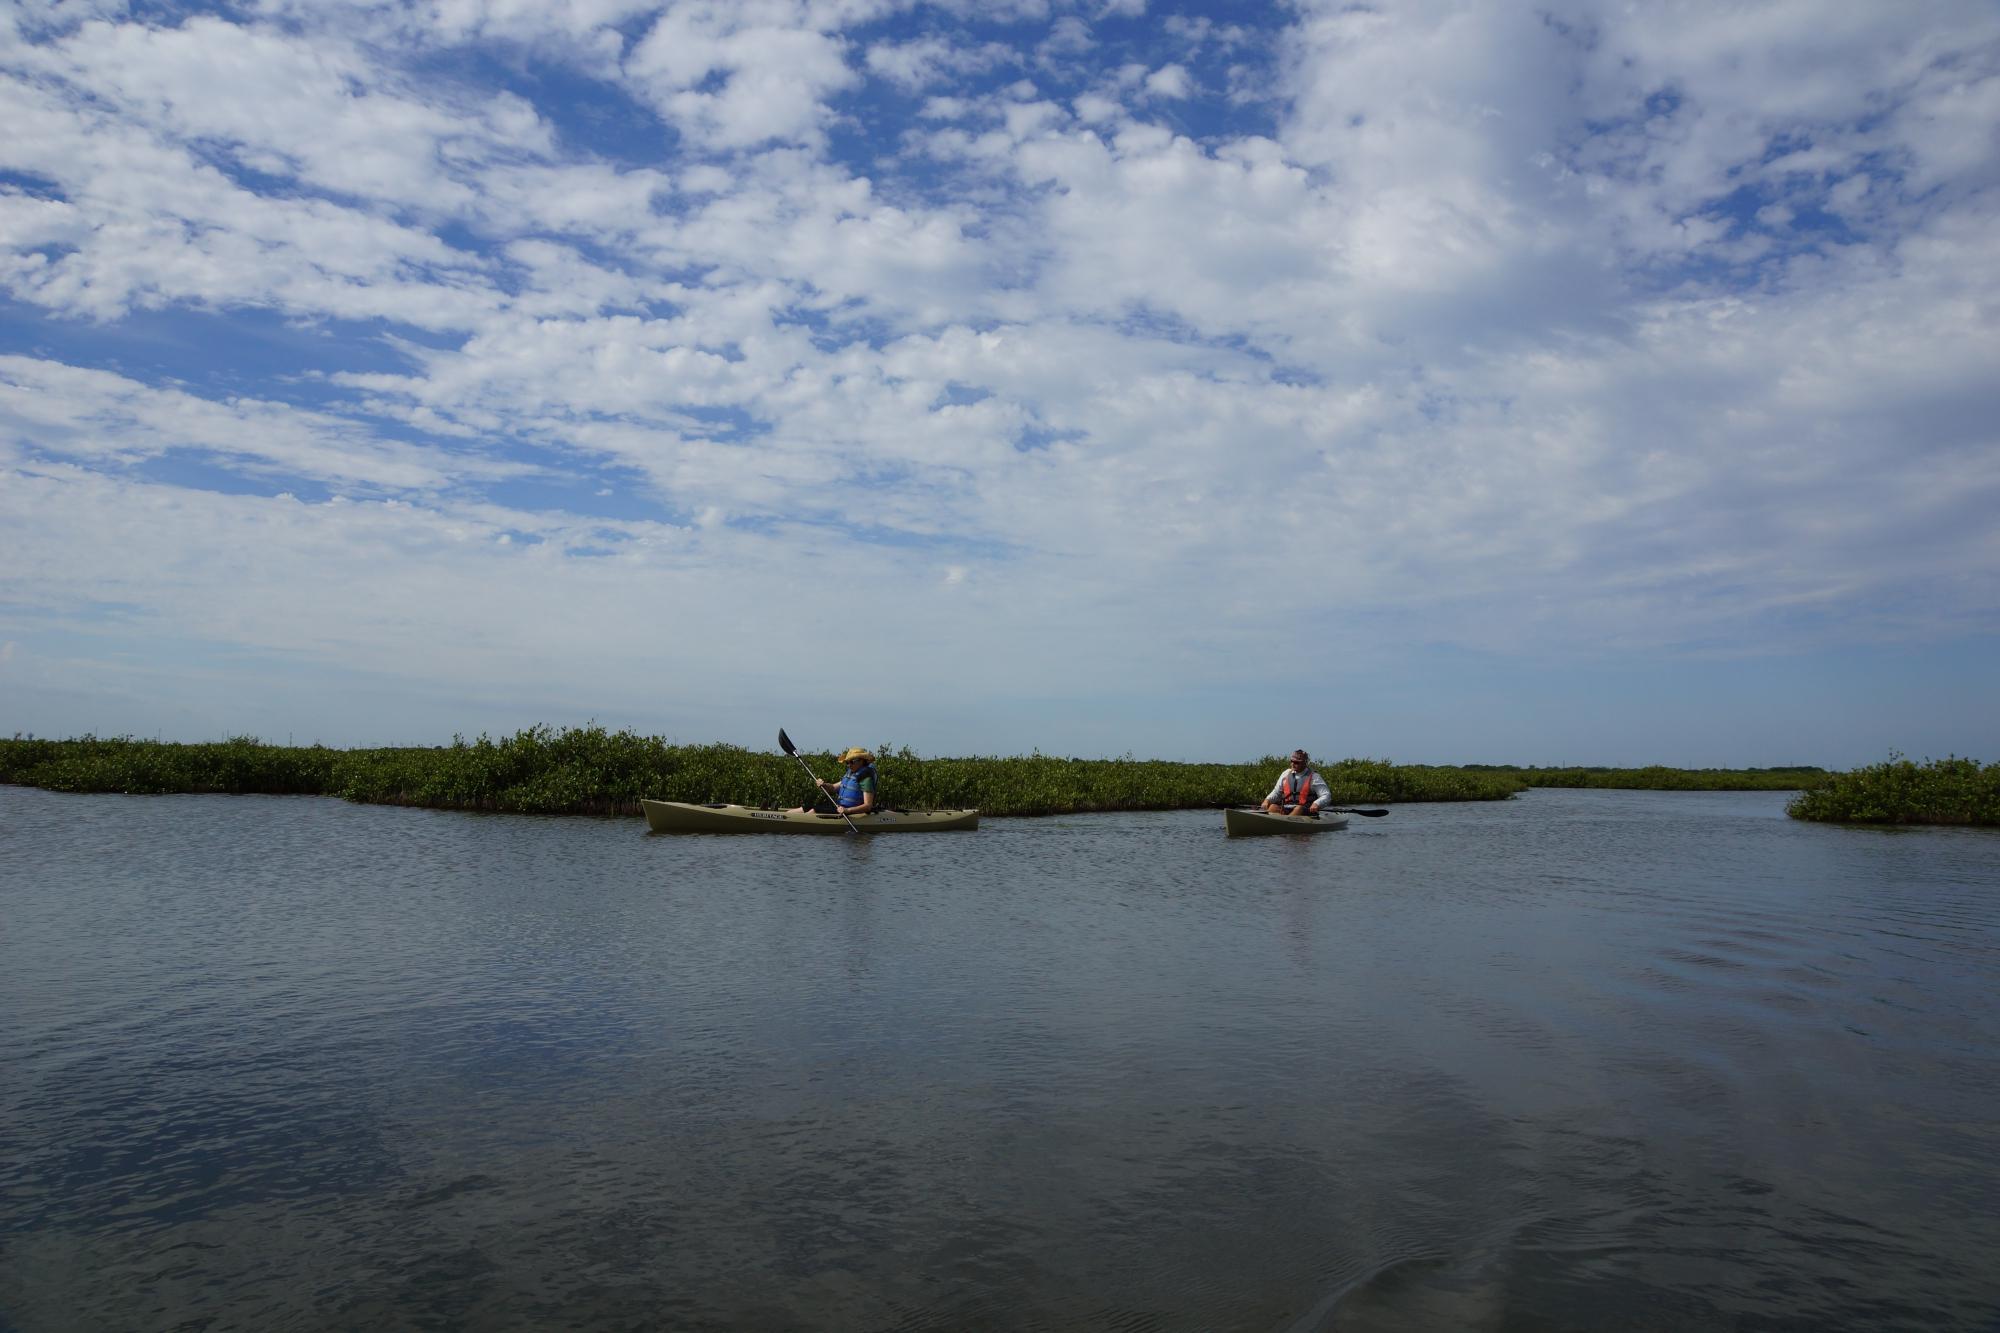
[1268,805,1391,818]
[778,728,861,835]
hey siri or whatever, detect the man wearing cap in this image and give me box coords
[797,747,879,816]
[1262,749,1331,817]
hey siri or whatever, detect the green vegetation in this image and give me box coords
[1450,765,1829,792]
[15,733,1982,825]
[0,728,1523,816]
[0,734,342,795]
[907,754,1523,814]
[1786,755,1999,827]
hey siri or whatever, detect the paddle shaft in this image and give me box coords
[1268,766,1387,818]
[778,728,861,834]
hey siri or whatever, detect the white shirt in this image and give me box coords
[1264,765,1331,806]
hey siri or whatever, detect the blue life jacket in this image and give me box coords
[836,763,877,808]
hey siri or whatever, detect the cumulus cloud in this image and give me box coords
[866,34,1014,90]
[1142,63,1190,99]
[623,3,866,149]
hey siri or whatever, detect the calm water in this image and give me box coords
[2,785,1997,1332]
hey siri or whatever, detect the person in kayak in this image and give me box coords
[797,747,879,816]
[1262,749,1331,817]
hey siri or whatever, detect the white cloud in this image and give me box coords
[0,69,501,325]
[867,35,955,89]
[866,34,1013,91]
[1143,63,1190,99]
[624,4,865,149]
[0,356,528,492]
[18,15,557,210]
[1039,16,1093,61]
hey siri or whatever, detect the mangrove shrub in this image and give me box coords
[1786,755,1998,826]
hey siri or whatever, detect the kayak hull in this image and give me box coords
[1224,808,1350,836]
[642,799,979,835]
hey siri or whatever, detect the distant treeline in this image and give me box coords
[1785,755,1998,827]
[1450,765,1830,792]
[0,728,1519,817]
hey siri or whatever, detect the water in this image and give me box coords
[2,785,1996,1332]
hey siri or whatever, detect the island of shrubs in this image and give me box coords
[1785,755,1998,827]
[1,729,1988,826]
[0,727,1515,817]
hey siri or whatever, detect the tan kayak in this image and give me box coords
[1224,807,1350,836]
[642,799,979,835]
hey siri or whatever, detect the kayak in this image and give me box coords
[1224,807,1350,836]
[642,799,979,835]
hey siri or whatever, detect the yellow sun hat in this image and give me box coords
[836,747,875,764]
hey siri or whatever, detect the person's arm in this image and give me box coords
[1310,771,1332,813]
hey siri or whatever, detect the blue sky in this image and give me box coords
[2,0,1996,766]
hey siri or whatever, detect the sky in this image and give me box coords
[1,0,1996,767]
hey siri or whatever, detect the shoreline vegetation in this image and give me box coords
[4,730,1990,826]
[1,728,1517,816]
[1784,755,1999,828]
[1451,764,1826,792]
[2,726,1953,821]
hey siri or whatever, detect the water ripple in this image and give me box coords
[2,787,1997,1330]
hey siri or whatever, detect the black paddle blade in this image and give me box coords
[1344,807,1390,817]
[778,728,797,756]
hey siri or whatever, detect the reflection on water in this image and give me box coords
[2,786,1997,1331]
